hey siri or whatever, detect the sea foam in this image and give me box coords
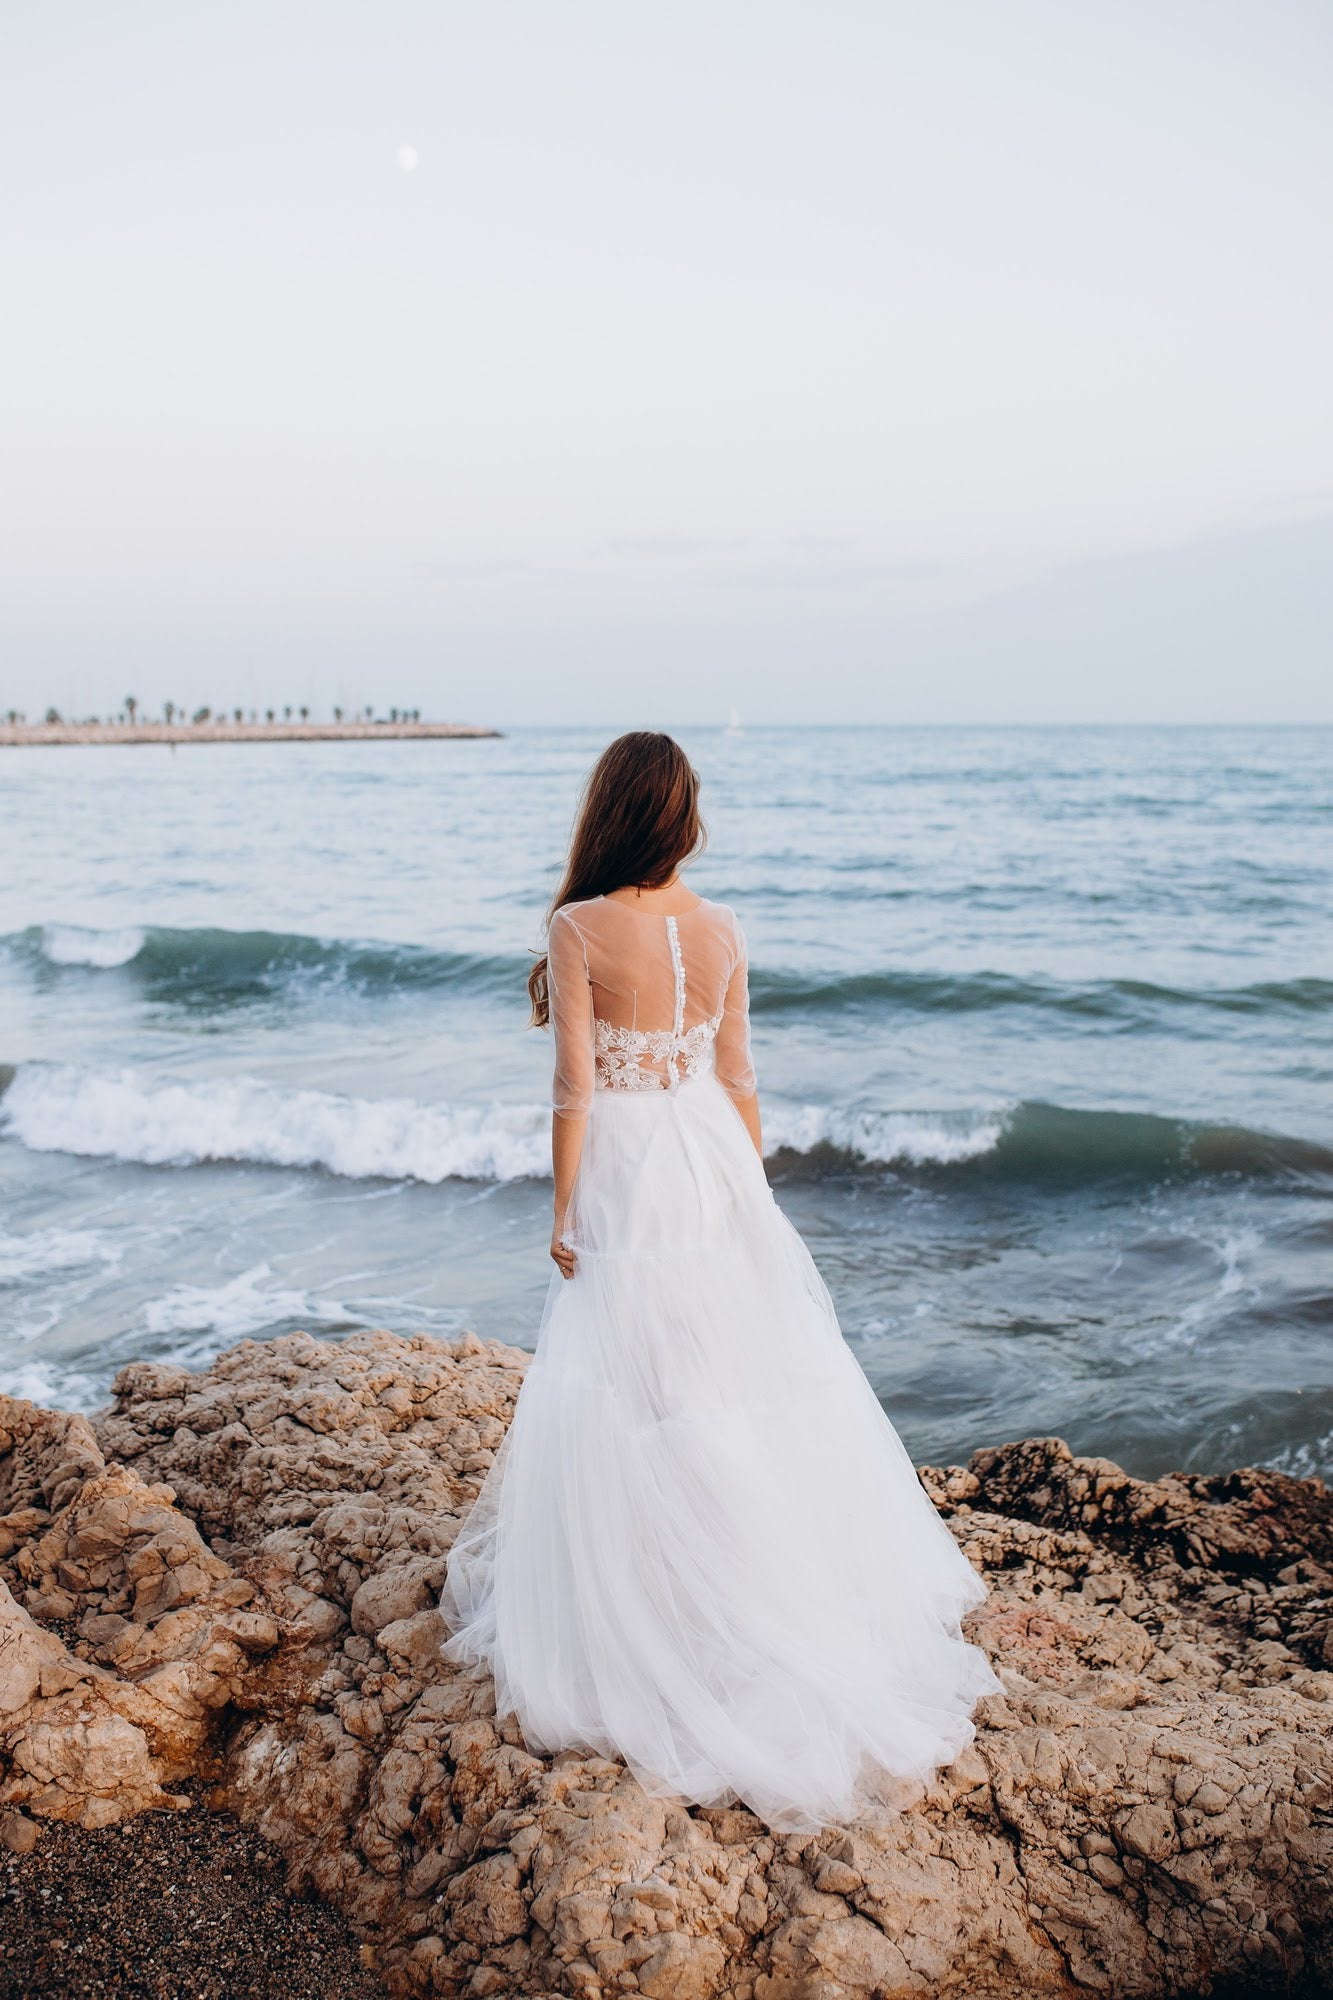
[143,1263,350,1343]
[765,1102,1003,1166]
[0,1062,1004,1184]
[0,1226,122,1284]
[0,1356,110,1414]
[39,924,146,968]
[0,1063,552,1183]
[0,1266,372,1414]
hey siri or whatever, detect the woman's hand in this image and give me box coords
[550,1225,576,1280]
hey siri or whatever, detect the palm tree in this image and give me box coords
[333,706,343,723]
[163,701,175,725]
[124,696,138,725]
[283,705,292,722]
[299,705,309,723]
[234,708,243,724]
[265,709,275,724]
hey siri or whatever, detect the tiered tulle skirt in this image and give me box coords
[440,1071,1001,1830]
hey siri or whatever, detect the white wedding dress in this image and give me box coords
[441,894,1001,1830]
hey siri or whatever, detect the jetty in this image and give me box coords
[0,719,500,747]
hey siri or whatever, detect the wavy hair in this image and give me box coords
[528,731,705,1027]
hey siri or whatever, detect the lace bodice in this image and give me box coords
[545,895,755,1114]
[593,1012,723,1091]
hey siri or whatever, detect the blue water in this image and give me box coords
[1,726,1330,1479]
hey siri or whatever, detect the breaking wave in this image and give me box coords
[2,1063,1329,1190]
[4,923,1329,1024]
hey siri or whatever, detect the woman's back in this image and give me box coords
[547,894,755,1111]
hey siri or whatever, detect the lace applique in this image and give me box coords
[594,1014,722,1092]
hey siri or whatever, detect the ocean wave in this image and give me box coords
[4,922,1330,1024]
[983,1102,1333,1185]
[2,923,515,1007]
[0,1064,551,1183]
[2,1062,1329,1191]
[766,1101,1333,1187]
[765,1104,1003,1166]
[749,967,1333,1020]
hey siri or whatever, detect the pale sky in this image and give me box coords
[3,2,1331,725]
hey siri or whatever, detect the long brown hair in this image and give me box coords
[528,731,705,1026]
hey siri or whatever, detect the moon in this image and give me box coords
[397,143,419,174]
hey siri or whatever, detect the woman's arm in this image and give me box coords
[546,908,595,1276]
[550,1109,587,1277]
[715,917,763,1160]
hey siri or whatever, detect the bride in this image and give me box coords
[441,730,1001,1830]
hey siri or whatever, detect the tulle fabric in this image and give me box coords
[441,1069,1002,1831]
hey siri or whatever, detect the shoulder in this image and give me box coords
[695,898,747,957]
[547,902,595,957]
[550,896,601,929]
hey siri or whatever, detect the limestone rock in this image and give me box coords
[1,1329,1329,1995]
[0,1396,276,1826]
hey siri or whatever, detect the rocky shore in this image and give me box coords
[2,1329,1331,1997]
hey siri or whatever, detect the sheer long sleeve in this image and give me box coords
[714,916,757,1100]
[547,907,595,1117]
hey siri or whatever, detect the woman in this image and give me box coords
[441,731,1000,1830]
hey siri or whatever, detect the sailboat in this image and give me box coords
[723,703,743,737]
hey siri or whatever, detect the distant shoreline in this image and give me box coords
[0,720,501,747]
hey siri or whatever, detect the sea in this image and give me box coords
[1,725,1330,1482]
